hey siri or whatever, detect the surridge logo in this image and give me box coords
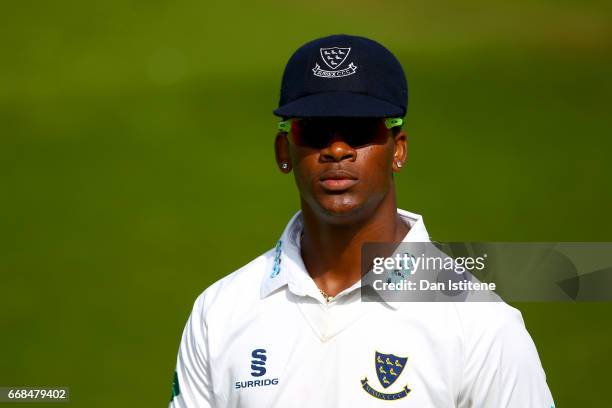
[361,351,411,400]
[235,348,280,390]
[312,47,358,78]
[250,349,267,377]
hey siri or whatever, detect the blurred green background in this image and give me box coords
[1,0,611,406]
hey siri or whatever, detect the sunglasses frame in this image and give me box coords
[277,117,403,133]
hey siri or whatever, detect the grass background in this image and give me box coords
[1,0,611,406]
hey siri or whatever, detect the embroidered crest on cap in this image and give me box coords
[312,47,357,78]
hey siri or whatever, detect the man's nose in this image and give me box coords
[321,135,356,162]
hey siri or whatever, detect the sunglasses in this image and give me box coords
[278,117,403,149]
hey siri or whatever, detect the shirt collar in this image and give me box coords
[260,208,431,305]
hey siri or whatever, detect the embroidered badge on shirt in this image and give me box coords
[361,352,411,400]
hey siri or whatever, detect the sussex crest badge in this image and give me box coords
[312,47,357,78]
[361,352,411,400]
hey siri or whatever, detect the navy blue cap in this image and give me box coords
[273,34,407,118]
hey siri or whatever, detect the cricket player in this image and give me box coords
[169,34,555,407]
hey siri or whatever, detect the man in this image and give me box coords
[169,34,555,407]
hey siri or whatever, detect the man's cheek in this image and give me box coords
[292,167,316,195]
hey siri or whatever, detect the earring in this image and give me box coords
[396,160,403,168]
[281,163,288,170]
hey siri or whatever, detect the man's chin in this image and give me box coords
[316,197,365,221]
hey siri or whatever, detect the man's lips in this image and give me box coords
[319,169,359,191]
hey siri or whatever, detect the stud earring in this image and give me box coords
[281,163,288,170]
[396,161,403,168]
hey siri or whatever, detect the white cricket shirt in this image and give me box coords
[170,209,555,407]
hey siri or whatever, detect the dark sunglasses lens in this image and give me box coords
[291,118,386,149]
[290,119,332,149]
[341,119,385,147]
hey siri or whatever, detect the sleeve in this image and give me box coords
[169,294,214,408]
[457,304,555,408]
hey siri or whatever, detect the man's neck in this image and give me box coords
[300,192,410,297]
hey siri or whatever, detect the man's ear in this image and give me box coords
[275,132,292,173]
[392,130,407,172]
